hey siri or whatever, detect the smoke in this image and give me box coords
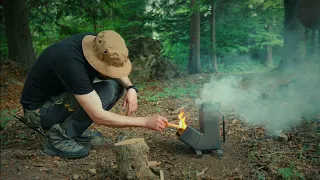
[196,63,320,133]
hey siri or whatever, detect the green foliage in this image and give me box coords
[26,0,151,56]
[2,0,285,73]
[256,171,266,180]
[162,41,189,69]
[0,108,18,130]
[277,162,305,180]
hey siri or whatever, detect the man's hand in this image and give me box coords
[122,89,138,116]
[144,114,168,131]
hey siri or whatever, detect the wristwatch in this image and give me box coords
[127,85,139,93]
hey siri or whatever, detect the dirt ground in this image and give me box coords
[1,61,319,180]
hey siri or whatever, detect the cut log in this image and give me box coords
[114,138,159,180]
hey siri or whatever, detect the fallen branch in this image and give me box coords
[258,151,298,157]
[196,167,208,177]
[148,161,161,167]
[160,170,165,180]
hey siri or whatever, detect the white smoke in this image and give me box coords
[196,63,320,133]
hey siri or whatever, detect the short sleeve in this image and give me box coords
[51,59,94,95]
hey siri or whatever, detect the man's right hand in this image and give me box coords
[75,91,169,129]
[144,114,168,131]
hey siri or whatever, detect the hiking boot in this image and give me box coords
[41,124,90,159]
[75,128,102,142]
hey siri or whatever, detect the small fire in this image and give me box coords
[178,109,187,129]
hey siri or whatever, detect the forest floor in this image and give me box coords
[1,60,320,180]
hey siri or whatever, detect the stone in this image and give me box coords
[73,174,80,180]
[88,168,97,174]
[272,132,288,142]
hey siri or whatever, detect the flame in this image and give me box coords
[178,109,187,129]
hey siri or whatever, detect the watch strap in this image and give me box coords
[127,85,138,93]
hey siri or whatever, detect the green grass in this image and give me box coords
[139,82,200,102]
[1,108,18,130]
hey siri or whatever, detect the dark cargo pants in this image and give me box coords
[39,80,124,138]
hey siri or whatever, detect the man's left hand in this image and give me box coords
[122,89,138,116]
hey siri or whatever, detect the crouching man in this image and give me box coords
[19,30,168,159]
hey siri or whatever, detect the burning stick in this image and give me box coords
[166,109,188,130]
[166,122,180,129]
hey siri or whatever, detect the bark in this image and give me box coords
[114,138,158,180]
[211,0,218,73]
[311,29,317,55]
[299,0,320,30]
[279,0,305,70]
[266,24,273,66]
[188,0,201,74]
[194,0,201,73]
[3,0,36,70]
[318,30,320,53]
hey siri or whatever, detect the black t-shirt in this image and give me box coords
[20,33,98,110]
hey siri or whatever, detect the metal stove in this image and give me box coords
[176,102,225,158]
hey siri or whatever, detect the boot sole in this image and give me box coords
[41,144,90,159]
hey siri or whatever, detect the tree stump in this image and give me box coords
[114,138,159,180]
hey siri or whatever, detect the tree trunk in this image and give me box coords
[311,29,317,55]
[279,0,306,70]
[266,24,273,66]
[299,0,320,30]
[3,0,36,70]
[318,30,320,54]
[194,0,201,73]
[188,0,201,74]
[211,0,218,73]
[114,138,158,180]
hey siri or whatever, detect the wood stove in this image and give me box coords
[176,102,225,158]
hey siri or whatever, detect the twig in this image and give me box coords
[196,167,208,177]
[160,170,165,180]
[252,166,265,180]
[258,151,297,157]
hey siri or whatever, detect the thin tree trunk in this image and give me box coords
[188,8,196,74]
[3,0,36,70]
[279,0,305,69]
[188,44,195,74]
[211,0,218,73]
[311,29,317,55]
[194,0,201,73]
[188,0,197,74]
[266,24,273,66]
[318,30,320,55]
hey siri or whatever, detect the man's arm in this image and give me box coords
[74,90,168,131]
[115,76,133,89]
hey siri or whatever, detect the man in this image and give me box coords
[19,30,168,159]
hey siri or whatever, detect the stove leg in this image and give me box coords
[195,150,202,158]
[216,149,224,157]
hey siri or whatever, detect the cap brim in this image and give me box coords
[82,35,132,78]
